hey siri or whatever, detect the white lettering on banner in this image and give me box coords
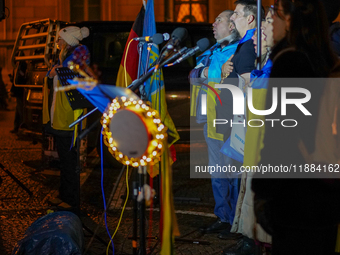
[201,86,312,117]
[213,119,299,127]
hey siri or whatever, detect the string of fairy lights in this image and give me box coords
[101,96,167,167]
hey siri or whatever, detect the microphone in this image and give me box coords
[160,27,188,59]
[128,40,197,92]
[172,38,210,65]
[148,46,188,71]
[133,33,170,44]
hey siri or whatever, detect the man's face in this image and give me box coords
[212,12,233,41]
[230,4,249,38]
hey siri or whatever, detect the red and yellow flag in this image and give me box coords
[116,6,145,88]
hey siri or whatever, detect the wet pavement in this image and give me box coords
[0,102,239,255]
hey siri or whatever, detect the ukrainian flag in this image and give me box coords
[141,0,180,146]
[142,1,180,254]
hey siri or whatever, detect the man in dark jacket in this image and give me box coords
[213,1,263,253]
[216,0,262,142]
[190,10,240,237]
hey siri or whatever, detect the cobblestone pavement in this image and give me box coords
[0,106,238,255]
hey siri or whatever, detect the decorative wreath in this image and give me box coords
[101,96,167,167]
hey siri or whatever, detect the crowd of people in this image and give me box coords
[190,0,340,254]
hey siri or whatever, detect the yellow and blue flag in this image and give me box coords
[141,1,180,254]
[141,0,180,146]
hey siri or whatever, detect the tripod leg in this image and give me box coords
[0,163,33,197]
[82,223,108,246]
[138,166,146,255]
[75,132,81,217]
[133,181,138,255]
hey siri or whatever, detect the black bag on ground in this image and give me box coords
[12,211,84,255]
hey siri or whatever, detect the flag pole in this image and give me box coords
[257,0,262,70]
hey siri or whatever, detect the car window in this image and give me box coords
[87,31,129,84]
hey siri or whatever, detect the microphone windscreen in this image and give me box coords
[197,38,210,52]
[163,33,170,41]
[153,33,164,44]
[171,27,188,42]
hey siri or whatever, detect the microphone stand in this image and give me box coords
[67,110,108,248]
[132,40,152,255]
[137,42,144,78]
[128,66,157,92]
[131,41,176,255]
[127,47,211,252]
[69,83,142,254]
[141,43,153,101]
[128,46,179,93]
[151,46,211,246]
[65,84,134,249]
[69,107,98,128]
[144,43,153,75]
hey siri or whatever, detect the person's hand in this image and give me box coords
[203,67,209,77]
[48,64,62,78]
[221,54,234,78]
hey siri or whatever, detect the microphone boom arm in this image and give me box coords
[128,67,157,92]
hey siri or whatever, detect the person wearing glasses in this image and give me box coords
[252,0,340,254]
[43,26,91,210]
